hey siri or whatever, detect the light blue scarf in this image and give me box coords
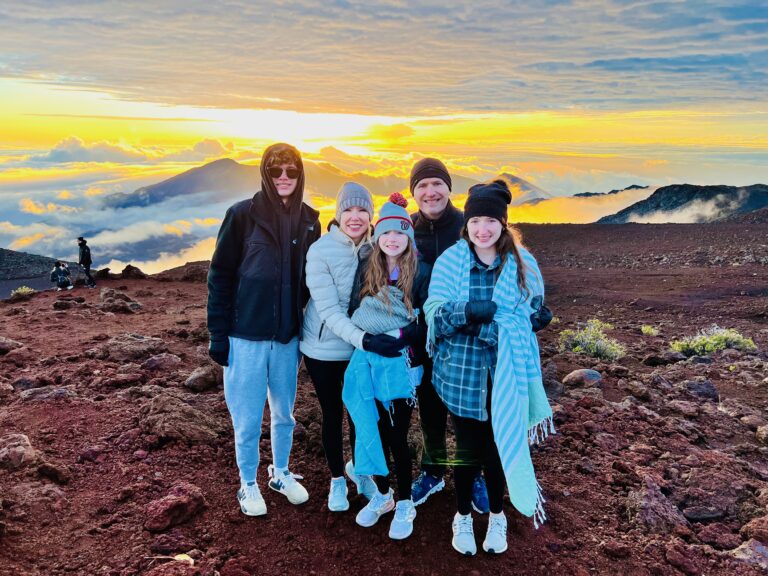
[425,239,554,527]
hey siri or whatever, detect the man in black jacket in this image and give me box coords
[408,158,489,514]
[207,143,320,517]
[77,237,96,288]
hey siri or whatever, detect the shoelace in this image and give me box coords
[241,484,261,500]
[369,491,390,510]
[330,480,346,498]
[268,464,304,487]
[394,502,414,521]
[487,515,506,536]
[454,515,473,534]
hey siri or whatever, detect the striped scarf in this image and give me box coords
[425,239,554,527]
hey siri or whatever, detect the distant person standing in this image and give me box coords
[207,143,320,517]
[408,158,489,514]
[77,237,96,288]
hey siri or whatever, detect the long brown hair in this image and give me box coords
[462,222,529,299]
[360,240,418,314]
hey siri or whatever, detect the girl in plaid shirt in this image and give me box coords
[427,180,551,556]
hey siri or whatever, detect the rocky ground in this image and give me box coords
[1,223,767,576]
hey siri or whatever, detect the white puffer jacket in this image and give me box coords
[301,225,368,361]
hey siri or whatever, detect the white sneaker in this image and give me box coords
[66,285,74,290]
[355,488,395,527]
[389,499,417,540]
[482,512,508,553]
[328,477,349,512]
[267,465,309,504]
[345,460,376,500]
[237,482,266,516]
[452,512,477,556]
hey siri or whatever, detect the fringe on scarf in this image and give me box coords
[387,353,421,424]
[527,416,556,446]
[533,480,547,529]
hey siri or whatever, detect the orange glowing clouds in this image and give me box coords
[9,233,47,250]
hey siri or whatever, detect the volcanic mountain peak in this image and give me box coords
[597,183,768,224]
[496,173,552,206]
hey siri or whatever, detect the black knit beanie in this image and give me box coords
[409,158,452,193]
[464,180,512,223]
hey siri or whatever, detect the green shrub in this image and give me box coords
[670,325,757,356]
[641,325,659,336]
[558,319,626,361]
[550,316,561,325]
[9,286,36,302]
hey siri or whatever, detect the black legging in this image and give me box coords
[415,359,448,477]
[451,379,505,515]
[82,264,95,286]
[303,357,356,478]
[373,398,413,500]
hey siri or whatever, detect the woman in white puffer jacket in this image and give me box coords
[301,182,380,512]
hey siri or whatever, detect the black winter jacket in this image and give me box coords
[410,201,464,266]
[78,244,92,266]
[348,251,432,367]
[207,148,320,344]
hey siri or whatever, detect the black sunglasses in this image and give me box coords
[267,166,300,179]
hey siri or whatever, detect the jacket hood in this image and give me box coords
[259,142,305,212]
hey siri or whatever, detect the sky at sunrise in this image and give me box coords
[1,1,767,272]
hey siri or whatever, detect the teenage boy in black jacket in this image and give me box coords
[408,158,490,514]
[77,237,96,288]
[207,143,320,517]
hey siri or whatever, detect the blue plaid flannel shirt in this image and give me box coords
[432,251,500,421]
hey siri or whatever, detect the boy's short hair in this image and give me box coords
[54,261,62,267]
[265,144,301,167]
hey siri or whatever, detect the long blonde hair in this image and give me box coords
[359,240,418,314]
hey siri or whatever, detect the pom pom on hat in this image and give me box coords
[388,192,408,208]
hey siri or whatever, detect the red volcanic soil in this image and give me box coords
[1,223,767,576]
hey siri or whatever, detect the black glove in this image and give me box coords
[362,333,403,358]
[465,300,497,324]
[209,339,230,367]
[399,321,421,346]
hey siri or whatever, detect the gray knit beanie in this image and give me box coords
[335,182,374,222]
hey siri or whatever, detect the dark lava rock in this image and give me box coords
[121,264,147,279]
[563,369,602,388]
[144,481,207,532]
[0,336,23,356]
[643,352,685,366]
[0,433,38,470]
[664,540,700,575]
[150,529,198,554]
[696,523,741,550]
[37,462,71,485]
[184,365,223,393]
[142,353,183,372]
[52,300,73,310]
[682,505,725,522]
[600,539,631,559]
[626,477,690,534]
[741,515,768,543]
[685,379,718,401]
[140,394,226,444]
[730,539,768,571]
